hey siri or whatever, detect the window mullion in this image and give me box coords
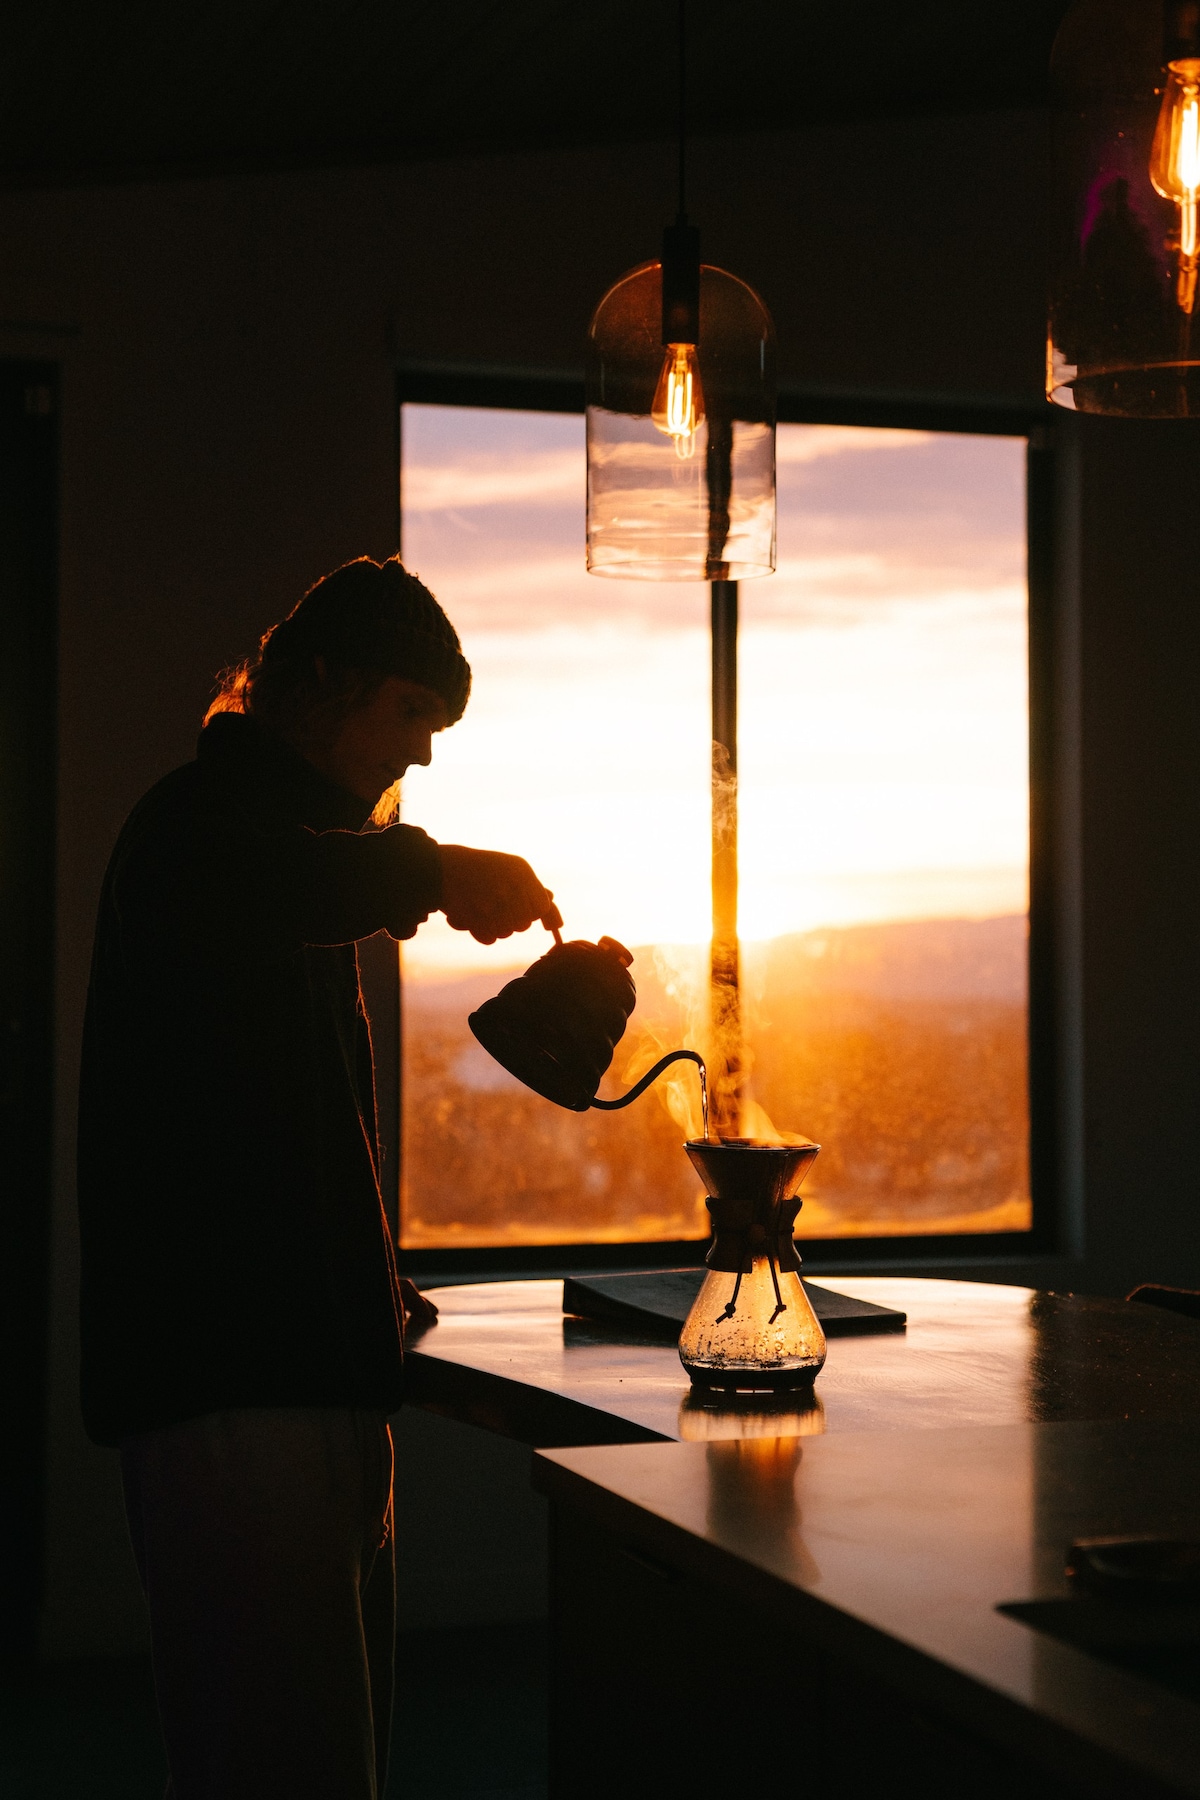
[711,578,740,1135]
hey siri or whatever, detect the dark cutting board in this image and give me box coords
[563,1269,906,1339]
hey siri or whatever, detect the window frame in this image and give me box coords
[386,364,1058,1278]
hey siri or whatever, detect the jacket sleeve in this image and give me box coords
[274,822,444,946]
[114,810,444,967]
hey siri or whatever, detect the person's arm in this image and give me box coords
[275,830,561,947]
[276,822,444,945]
[117,804,560,961]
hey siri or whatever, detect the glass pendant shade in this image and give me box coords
[586,260,777,579]
[1049,0,1200,414]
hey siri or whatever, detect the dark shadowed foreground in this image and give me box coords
[0,1623,548,1799]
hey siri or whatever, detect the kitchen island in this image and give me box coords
[406,1276,1200,1795]
[533,1418,1200,1798]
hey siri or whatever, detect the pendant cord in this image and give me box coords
[677,0,687,223]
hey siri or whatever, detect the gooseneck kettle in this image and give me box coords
[467,926,826,1389]
[467,931,705,1122]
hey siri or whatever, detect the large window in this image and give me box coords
[739,427,1030,1240]
[396,395,1035,1262]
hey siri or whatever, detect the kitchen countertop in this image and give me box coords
[533,1417,1200,1796]
[403,1274,1200,1446]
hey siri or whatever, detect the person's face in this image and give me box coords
[313,674,448,802]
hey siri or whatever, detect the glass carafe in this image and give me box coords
[678,1139,827,1391]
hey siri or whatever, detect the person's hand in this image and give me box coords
[438,844,563,944]
[398,1277,438,1333]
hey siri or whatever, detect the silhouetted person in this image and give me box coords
[78,557,561,1800]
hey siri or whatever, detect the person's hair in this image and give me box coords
[207,658,398,823]
[204,556,471,824]
[205,647,383,744]
[207,555,469,732]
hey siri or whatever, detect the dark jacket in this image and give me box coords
[78,712,442,1446]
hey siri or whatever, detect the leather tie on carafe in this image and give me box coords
[705,1191,801,1323]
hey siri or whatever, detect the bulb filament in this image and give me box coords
[652,343,705,459]
[1151,59,1200,314]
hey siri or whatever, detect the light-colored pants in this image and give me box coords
[121,1407,395,1800]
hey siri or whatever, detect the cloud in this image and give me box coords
[775,425,934,463]
[403,448,582,512]
[403,419,915,515]
[402,414,1028,635]
[406,545,709,632]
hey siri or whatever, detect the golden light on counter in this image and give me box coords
[678,1387,826,1440]
[1150,57,1200,310]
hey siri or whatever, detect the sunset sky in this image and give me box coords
[398,406,1028,975]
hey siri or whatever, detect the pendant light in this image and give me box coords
[1049,0,1200,414]
[585,4,777,578]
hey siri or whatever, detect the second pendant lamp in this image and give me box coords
[585,11,777,581]
[1049,0,1200,414]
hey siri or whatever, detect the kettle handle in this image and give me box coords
[589,1048,706,1114]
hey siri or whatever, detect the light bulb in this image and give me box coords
[1151,58,1200,312]
[651,343,705,459]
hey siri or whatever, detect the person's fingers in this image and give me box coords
[399,1277,439,1332]
[439,845,560,938]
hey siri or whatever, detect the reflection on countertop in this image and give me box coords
[405,1276,1200,1447]
[536,1418,1200,1796]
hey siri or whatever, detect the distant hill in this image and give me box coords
[403,913,1027,1019]
[400,960,528,1016]
[745,914,1026,1005]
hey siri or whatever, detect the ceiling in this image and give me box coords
[0,1,1073,189]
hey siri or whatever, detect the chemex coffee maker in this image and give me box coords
[469,931,827,1391]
